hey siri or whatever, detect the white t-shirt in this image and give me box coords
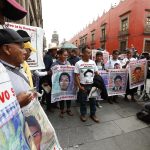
[122,57,137,68]
[74,59,98,84]
[105,59,122,69]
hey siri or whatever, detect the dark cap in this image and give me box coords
[17,30,31,42]
[0,28,27,45]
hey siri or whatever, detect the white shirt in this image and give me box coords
[122,57,137,69]
[105,59,122,69]
[74,59,98,84]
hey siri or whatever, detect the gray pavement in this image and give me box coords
[45,96,150,150]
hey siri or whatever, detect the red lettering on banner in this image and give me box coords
[5,91,10,100]
[0,92,5,103]
[0,90,11,103]
[11,88,15,96]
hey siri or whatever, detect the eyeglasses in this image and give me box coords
[32,130,41,137]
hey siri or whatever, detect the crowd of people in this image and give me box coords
[38,39,150,123]
[0,28,150,149]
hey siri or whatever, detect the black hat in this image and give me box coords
[17,30,31,42]
[0,28,27,45]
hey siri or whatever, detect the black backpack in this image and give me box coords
[136,109,150,124]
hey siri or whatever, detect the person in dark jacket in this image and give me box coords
[40,43,58,111]
[68,49,80,66]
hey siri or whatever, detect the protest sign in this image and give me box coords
[4,22,45,70]
[51,65,77,103]
[22,99,62,150]
[99,70,109,89]
[129,59,147,89]
[0,63,32,149]
[108,69,128,96]
[92,49,109,64]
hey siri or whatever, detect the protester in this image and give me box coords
[95,51,105,70]
[95,51,105,108]
[41,43,58,112]
[0,28,35,107]
[74,45,99,123]
[68,49,80,65]
[51,49,73,118]
[122,50,137,101]
[105,50,122,69]
[106,50,122,103]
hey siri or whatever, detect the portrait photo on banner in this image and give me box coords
[129,59,147,89]
[22,100,59,150]
[51,66,76,103]
[108,69,128,96]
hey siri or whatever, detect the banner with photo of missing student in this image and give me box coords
[99,70,109,89]
[92,50,109,64]
[129,59,147,89]
[22,99,62,150]
[108,69,128,96]
[0,63,33,150]
[51,65,77,103]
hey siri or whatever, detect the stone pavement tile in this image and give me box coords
[116,107,140,118]
[56,128,69,148]
[68,126,94,147]
[114,116,148,133]
[96,108,122,123]
[88,121,122,140]
[137,127,150,144]
[114,129,150,150]
[117,101,142,109]
[79,138,121,150]
[48,113,70,130]
[98,102,122,111]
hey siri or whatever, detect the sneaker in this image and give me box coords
[96,102,103,108]
[90,115,100,123]
[80,115,87,122]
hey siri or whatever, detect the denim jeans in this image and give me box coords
[78,84,96,116]
[59,100,71,110]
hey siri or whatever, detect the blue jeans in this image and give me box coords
[78,84,96,116]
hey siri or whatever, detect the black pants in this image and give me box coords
[59,100,71,110]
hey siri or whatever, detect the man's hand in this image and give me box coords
[79,85,86,92]
[17,92,34,107]
[47,70,52,76]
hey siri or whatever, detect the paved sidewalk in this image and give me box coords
[45,97,150,150]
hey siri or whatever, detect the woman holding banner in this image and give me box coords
[51,49,73,118]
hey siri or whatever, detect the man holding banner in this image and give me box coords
[75,45,99,123]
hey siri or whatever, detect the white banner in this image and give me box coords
[108,69,128,96]
[51,65,77,103]
[129,59,147,89]
[22,99,62,150]
[5,22,45,70]
[0,63,32,149]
